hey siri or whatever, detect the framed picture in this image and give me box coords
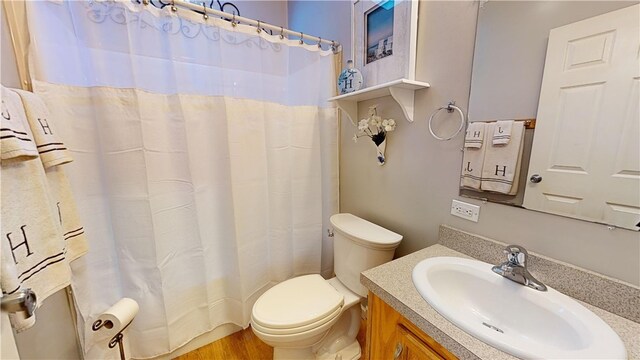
[365,4,394,64]
[352,0,419,87]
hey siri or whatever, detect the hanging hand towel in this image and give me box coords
[492,120,514,145]
[13,89,72,168]
[14,89,88,262]
[460,123,489,190]
[1,86,38,160]
[464,122,485,149]
[1,120,71,332]
[44,167,88,261]
[481,122,525,194]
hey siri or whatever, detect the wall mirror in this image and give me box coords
[462,1,640,231]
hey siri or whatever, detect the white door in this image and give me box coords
[524,4,640,230]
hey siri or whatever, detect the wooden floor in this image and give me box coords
[176,319,367,360]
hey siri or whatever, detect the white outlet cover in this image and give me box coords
[451,200,480,222]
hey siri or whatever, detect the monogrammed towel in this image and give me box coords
[15,89,88,262]
[1,86,38,160]
[464,122,485,149]
[1,118,71,332]
[481,122,524,194]
[460,123,489,190]
[13,89,72,168]
[492,120,514,145]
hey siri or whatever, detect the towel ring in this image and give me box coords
[428,102,466,141]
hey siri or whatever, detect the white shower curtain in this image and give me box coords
[23,1,339,358]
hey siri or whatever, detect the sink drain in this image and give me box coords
[482,322,504,333]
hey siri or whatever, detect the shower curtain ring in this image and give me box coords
[257,20,262,33]
[317,37,322,49]
[202,3,208,20]
[299,32,304,45]
[279,26,284,40]
[231,14,237,27]
[331,40,336,52]
[170,0,177,12]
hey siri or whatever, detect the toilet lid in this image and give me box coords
[252,274,344,329]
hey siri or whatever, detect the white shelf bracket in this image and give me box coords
[335,100,358,126]
[388,86,416,123]
[328,79,429,124]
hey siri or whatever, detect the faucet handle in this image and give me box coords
[503,245,528,266]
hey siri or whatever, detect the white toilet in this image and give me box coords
[251,213,402,360]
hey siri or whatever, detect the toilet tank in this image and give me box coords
[329,213,403,297]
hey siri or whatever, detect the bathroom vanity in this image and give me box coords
[361,226,640,360]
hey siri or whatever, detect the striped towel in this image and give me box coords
[1,126,71,332]
[15,89,88,262]
[0,86,38,160]
[13,89,72,168]
[481,122,525,194]
[492,120,514,145]
[464,122,485,149]
[461,124,489,190]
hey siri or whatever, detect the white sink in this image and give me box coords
[412,257,626,359]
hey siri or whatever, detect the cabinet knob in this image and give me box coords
[393,343,403,359]
[530,174,543,183]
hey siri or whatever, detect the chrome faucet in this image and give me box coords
[492,245,547,291]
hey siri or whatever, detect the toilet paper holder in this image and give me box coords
[92,318,133,360]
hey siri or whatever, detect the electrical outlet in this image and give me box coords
[451,200,480,222]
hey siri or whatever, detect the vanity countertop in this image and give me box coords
[361,244,640,360]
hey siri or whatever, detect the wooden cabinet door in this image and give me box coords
[395,325,444,360]
[366,292,457,360]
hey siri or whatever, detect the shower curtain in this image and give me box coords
[23,1,339,358]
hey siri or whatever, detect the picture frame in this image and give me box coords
[352,0,419,88]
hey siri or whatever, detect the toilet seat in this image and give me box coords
[252,305,341,336]
[251,274,344,335]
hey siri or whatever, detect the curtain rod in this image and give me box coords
[154,0,341,51]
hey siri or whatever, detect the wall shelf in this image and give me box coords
[328,78,430,123]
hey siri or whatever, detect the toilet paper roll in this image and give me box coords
[93,298,139,336]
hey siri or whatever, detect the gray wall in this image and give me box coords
[288,0,352,63]
[468,1,638,121]
[336,1,640,286]
[235,0,288,29]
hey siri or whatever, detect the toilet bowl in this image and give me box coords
[251,213,402,360]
